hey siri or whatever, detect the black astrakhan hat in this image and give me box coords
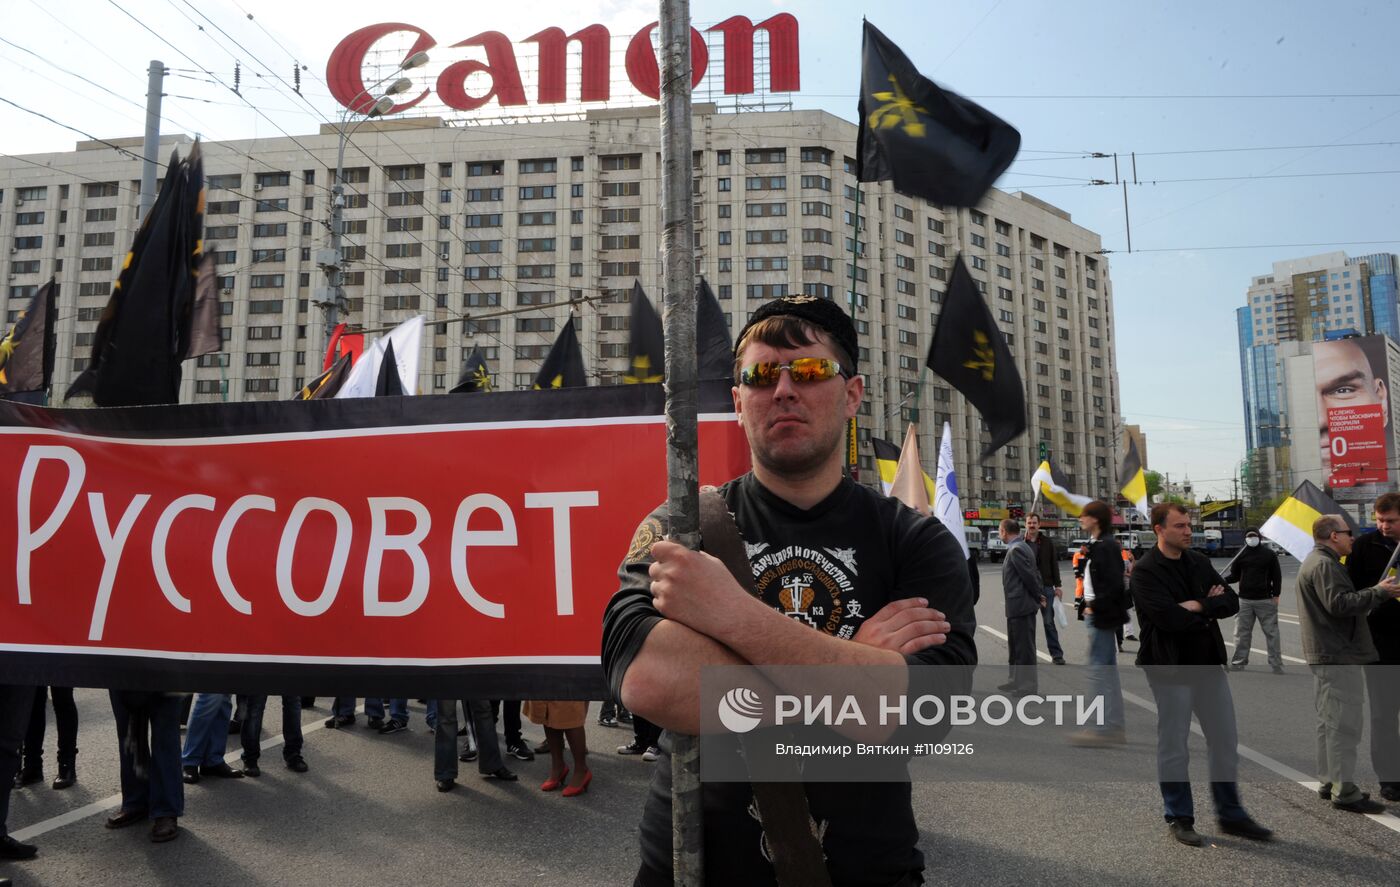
[736,295,860,374]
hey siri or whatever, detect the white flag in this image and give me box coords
[935,421,970,559]
[334,315,425,398]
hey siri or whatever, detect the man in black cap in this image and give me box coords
[1223,527,1283,674]
[603,295,977,885]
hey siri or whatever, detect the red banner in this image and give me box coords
[1327,404,1387,488]
[0,386,748,697]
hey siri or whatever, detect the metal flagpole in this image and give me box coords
[658,0,703,883]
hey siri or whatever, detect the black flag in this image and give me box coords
[451,346,493,393]
[294,353,353,400]
[927,255,1027,457]
[0,277,58,401]
[374,339,405,397]
[532,316,586,389]
[696,277,733,381]
[856,20,1021,207]
[624,281,664,384]
[67,142,210,405]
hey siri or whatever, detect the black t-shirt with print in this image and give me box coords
[602,473,978,886]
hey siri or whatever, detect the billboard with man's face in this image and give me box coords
[1314,335,1392,489]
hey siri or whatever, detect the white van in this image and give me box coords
[965,528,984,561]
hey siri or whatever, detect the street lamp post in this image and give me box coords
[318,52,429,357]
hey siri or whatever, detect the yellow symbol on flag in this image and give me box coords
[0,312,25,385]
[963,330,995,381]
[624,355,663,384]
[534,375,565,390]
[868,74,928,137]
[472,365,493,392]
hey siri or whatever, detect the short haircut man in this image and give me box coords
[1315,338,1390,477]
[1296,509,1400,813]
[1132,496,1270,844]
[603,295,977,884]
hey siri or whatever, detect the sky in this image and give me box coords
[2,0,1398,499]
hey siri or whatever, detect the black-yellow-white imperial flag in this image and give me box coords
[928,254,1027,457]
[624,280,664,384]
[0,277,57,402]
[856,20,1021,207]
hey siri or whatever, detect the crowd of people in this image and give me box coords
[3,295,1400,885]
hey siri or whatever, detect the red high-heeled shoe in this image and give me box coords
[561,769,592,797]
[540,767,569,792]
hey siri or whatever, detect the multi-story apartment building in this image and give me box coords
[0,107,1119,509]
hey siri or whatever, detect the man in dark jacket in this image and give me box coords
[1224,528,1283,673]
[1133,503,1272,846]
[1344,492,1400,802]
[1026,513,1066,664]
[1069,500,1128,747]
[999,519,1042,696]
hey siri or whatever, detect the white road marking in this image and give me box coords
[10,702,347,842]
[976,624,1400,835]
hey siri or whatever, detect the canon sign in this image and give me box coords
[327,14,800,116]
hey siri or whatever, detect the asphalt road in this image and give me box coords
[3,556,1397,886]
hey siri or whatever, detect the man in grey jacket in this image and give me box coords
[1296,514,1400,814]
[998,519,1043,696]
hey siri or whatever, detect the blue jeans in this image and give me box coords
[333,697,408,723]
[110,691,184,819]
[239,695,303,763]
[1,685,36,838]
[181,693,233,767]
[1146,668,1247,823]
[1085,623,1125,732]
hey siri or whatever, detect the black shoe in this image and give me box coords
[458,749,479,763]
[1230,663,1246,671]
[367,717,385,731]
[484,766,518,781]
[241,760,261,778]
[14,767,42,788]
[105,808,147,829]
[324,714,353,729]
[618,741,646,755]
[285,755,309,773]
[200,762,245,779]
[996,681,1018,692]
[1168,819,1204,847]
[1271,666,1285,675]
[435,778,455,793]
[1052,657,1066,665]
[182,765,201,784]
[506,741,536,761]
[617,710,634,724]
[533,739,551,755]
[51,760,75,790]
[1334,796,1387,814]
[598,715,620,727]
[150,816,179,843]
[1219,817,1273,841]
[1380,784,1400,803]
[377,718,408,735]
[0,836,37,860]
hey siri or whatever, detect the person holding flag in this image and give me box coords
[1296,514,1400,814]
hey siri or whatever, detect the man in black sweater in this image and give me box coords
[1345,492,1400,802]
[1224,528,1284,673]
[1132,503,1272,847]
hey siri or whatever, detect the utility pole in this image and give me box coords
[657,0,702,883]
[138,61,165,218]
[316,145,349,356]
